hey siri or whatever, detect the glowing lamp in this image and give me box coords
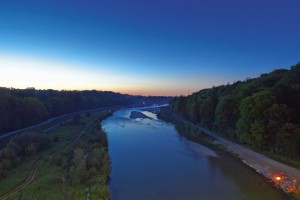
[275,176,281,181]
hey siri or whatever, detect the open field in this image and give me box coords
[0,111,111,200]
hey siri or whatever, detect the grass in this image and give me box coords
[0,157,35,197]
[8,162,66,200]
[0,112,80,147]
[264,152,300,171]
[0,111,112,200]
[8,161,87,200]
[0,123,83,199]
[34,115,74,132]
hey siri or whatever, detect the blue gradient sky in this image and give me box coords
[0,0,299,96]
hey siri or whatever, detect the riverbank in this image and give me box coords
[158,108,300,199]
[209,130,300,195]
[0,111,111,200]
[105,107,289,200]
[130,111,152,119]
[186,140,218,157]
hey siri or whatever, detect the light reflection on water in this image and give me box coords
[102,108,289,200]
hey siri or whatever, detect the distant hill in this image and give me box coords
[170,63,300,160]
[0,88,171,134]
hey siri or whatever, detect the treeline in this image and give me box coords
[0,88,171,134]
[170,63,300,159]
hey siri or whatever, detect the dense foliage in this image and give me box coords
[170,63,300,159]
[0,131,52,178]
[65,113,112,199]
[0,88,170,134]
[0,111,112,199]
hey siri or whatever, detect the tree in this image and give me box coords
[168,62,300,159]
[237,91,276,149]
[275,123,300,158]
[87,147,103,172]
[236,90,293,151]
[21,97,48,126]
[199,98,217,128]
[172,96,187,116]
[186,97,199,123]
[214,95,238,138]
[26,143,37,156]
[69,148,87,185]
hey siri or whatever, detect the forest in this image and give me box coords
[0,88,170,134]
[170,63,300,160]
[0,111,112,199]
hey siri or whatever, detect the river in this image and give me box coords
[102,107,288,200]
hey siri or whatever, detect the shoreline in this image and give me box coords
[188,120,300,196]
[198,127,300,193]
[212,137,300,194]
[158,110,300,198]
[129,111,152,119]
[186,140,218,157]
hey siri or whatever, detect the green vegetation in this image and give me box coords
[0,111,112,200]
[0,89,131,134]
[0,88,170,135]
[158,107,239,157]
[0,132,52,178]
[169,63,300,163]
[158,107,214,145]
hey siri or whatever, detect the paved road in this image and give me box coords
[173,114,300,193]
[0,108,113,199]
[0,105,125,140]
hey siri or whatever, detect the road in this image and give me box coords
[0,105,124,140]
[0,104,166,199]
[0,108,110,200]
[173,114,300,193]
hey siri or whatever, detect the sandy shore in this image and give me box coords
[174,115,300,195]
[129,111,152,119]
[186,140,218,157]
[200,127,300,194]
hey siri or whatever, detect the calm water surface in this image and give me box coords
[102,108,288,200]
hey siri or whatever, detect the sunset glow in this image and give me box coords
[0,52,223,96]
[1,0,300,95]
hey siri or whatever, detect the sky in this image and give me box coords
[0,0,299,96]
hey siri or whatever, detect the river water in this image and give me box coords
[102,108,288,200]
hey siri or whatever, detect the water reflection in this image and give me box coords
[102,108,288,200]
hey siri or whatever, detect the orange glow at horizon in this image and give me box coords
[0,53,208,96]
